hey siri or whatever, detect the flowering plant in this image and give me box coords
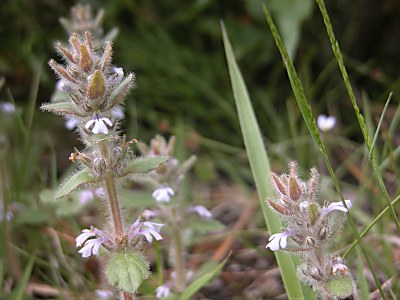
[41,31,167,298]
[266,162,355,298]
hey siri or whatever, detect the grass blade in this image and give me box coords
[315,0,400,234]
[262,4,386,299]
[179,255,229,300]
[11,255,35,300]
[369,92,392,157]
[221,21,305,300]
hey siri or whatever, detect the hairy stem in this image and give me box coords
[100,142,133,300]
[105,175,124,236]
[171,219,185,292]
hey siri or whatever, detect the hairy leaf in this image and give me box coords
[55,168,98,199]
[105,252,150,294]
[121,156,168,177]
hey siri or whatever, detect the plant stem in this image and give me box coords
[171,221,185,292]
[99,141,124,236]
[105,175,124,236]
[123,291,135,300]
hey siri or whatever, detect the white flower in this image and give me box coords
[76,226,107,257]
[85,116,113,134]
[152,186,175,203]
[332,263,349,275]
[188,205,212,219]
[322,200,352,215]
[155,284,171,299]
[78,238,103,257]
[0,102,16,113]
[107,67,124,85]
[317,114,336,132]
[266,231,293,251]
[75,228,96,247]
[129,218,164,243]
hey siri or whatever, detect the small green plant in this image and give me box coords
[266,162,355,299]
[41,30,167,298]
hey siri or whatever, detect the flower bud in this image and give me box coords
[70,33,81,54]
[309,267,323,280]
[271,173,287,195]
[305,236,316,247]
[49,60,76,83]
[318,225,328,241]
[266,198,290,215]
[308,203,320,225]
[58,44,76,63]
[79,44,93,72]
[87,70,106,100]
[289,176,302,201]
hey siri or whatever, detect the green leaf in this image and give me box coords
[179,255,229,300]
[10,255,35,300]
[40,101,85,117]
[55,168,98,199]
[221,22,305,300]
[105,252,150,294]
[325,276,354,298]
[121,156,168,177]
[266,0,314,58]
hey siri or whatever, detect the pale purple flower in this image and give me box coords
[0,102,16,113]
[108,67,124,85]
[322,200,352,215]
[75,228,96,247]
[85,116,113,134]
[95,289,114,299]
[0,202,21,222]
[266,230,293,251]
[152,186,174,203]
[299,201,310,212]
[142,209,159,220]
[58,80,74,93]
[155,284,171,299]
[317,114,336,132]
[129,218,164,243]
[112,105,125,119]
[78,238,103,257]
[77,188,102,205]
[188,205,212,219]
[64,116,78,130]
[76,226,107,258]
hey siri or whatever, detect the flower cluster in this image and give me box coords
[266,162,354,298]
[42,32,134,140]
[137,135,214,296]
[43,31,168,297]
[76,220,164,258]
[59,4,118,44]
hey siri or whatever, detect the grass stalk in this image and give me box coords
[315,0,400,234]
[263,4,387,299]
[221,21,305,300]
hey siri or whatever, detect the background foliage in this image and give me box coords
[1,0,399,299]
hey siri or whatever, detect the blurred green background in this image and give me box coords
[2,0,400,161]
[2,1,400,298]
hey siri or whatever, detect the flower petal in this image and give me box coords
[85,119,95,129]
